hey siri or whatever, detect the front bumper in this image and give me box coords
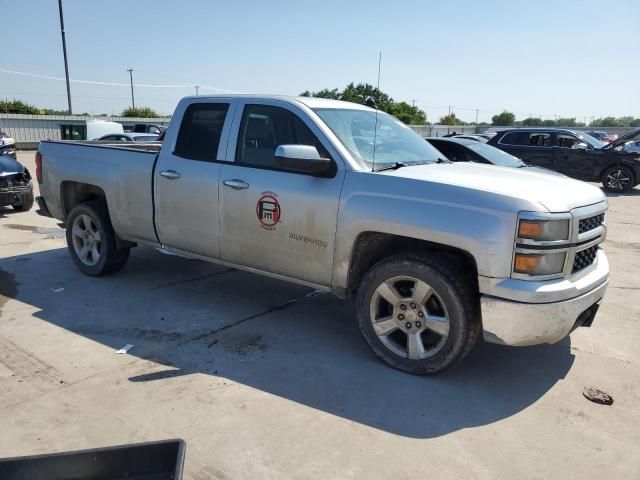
[480,250,609,346]
[0,186,32,207]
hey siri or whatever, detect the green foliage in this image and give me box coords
[299,83,426,124]
[388,101,426,125]
[300,88,341,99]
[438,113,460,126]
[492,111,516,126]
[521,117,543,126]
[0,99,39,114]
[121,106,160,118]
[590,116,640,127]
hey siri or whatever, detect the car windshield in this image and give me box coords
[465,142,526,167]
[576,132,605,148]
[313,108,442,169]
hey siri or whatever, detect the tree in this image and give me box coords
[630,118,640,128]
[522,117,543,126]
[298,83,427,125]
[438,113,460,126]
[0,99,39,114]
[121,106,160,118]
[591,117,621,127]
[388,101,426,125]
[492,111,515,126]
[300,88,341,99]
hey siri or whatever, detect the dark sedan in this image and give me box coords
[488,128,640,192]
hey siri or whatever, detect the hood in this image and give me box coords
[605,128,640,150]
[381,162,605,212]
[0,155,25,175]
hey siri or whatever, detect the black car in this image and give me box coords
[488,128,640,192]
[0,154,34,211]
[427,137,561,175]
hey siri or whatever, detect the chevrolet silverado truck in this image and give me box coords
[35,95,609,374]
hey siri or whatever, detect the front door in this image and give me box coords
[553,132,595,180]
[154,101,235,258]
[219,102,345,286]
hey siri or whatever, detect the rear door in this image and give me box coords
[496,131,554,168]
[154,99,237,258]
[218,100,345,286]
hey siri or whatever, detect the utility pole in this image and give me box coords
[195,85,200,96]
[448,106,452,116]
[127,68,135,109]
[475,109,479,125]
[57,0,72,114]
[411,99,417,107]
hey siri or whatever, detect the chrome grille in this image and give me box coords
[572,246,598,273]
[579,214,604,234]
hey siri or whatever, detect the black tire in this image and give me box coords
[65,200,130,276]
[602,166,635,193]
[11,191,35,211]
[355,254,480,375]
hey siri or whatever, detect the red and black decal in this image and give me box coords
[256,193,280,229]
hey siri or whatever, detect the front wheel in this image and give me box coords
[355,254,480,375]
[11,191,34,211]
[66,201,130,276]
[602,166,635,193]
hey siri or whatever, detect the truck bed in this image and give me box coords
[38,140,159,246]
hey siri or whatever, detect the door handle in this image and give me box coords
[159,170,181,180]
[223,179,250,190]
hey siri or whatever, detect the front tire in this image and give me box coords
[355,254,480,375]
[11,191,34,211]
[602,166,635,193]
[66,201,130,276]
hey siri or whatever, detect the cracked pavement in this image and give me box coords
[0,152,639,479]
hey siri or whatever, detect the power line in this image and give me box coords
[0,68,239,92]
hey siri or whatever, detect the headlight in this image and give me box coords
[518,219,569,241]
[514,252,566,275]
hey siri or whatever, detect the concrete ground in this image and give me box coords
[1,151,639,479]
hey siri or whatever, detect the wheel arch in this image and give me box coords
[345,231,479,298]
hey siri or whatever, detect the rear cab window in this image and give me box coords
[174,103,230,162]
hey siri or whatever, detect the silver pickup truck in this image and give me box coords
[36,95,609,374]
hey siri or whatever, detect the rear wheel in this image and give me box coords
[66,201,130,276]
[355,254,480,375]
[602,166,635,193]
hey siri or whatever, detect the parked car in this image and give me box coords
[427,137,562,174]
[623,140,640,154]
[97,133,160,142]
[451,135,488,143]
[488,128,640,192]
[36,95,609,375]
[133,124,167,135]
[0,152,34,211]
[0,133,17,159]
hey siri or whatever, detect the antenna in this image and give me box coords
[372,51,382,172]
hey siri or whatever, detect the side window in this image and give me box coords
[556,134,581,148]
[501,131,550,147]
[174,103,230,161]
[236,104,329,171]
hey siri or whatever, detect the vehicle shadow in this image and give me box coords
[601,186,640,197]
[0,246,574,439]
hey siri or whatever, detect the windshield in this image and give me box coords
[576,132,605,149]
[314,108,442,169]
[465,142,525,167]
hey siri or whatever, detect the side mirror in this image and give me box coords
[274,145,332,177]
[571,142,588,150]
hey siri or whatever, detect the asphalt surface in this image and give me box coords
[1,152,639,479]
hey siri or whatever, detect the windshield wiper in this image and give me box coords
[373,162,408,172]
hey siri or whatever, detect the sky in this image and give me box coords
[1,0,638,122]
